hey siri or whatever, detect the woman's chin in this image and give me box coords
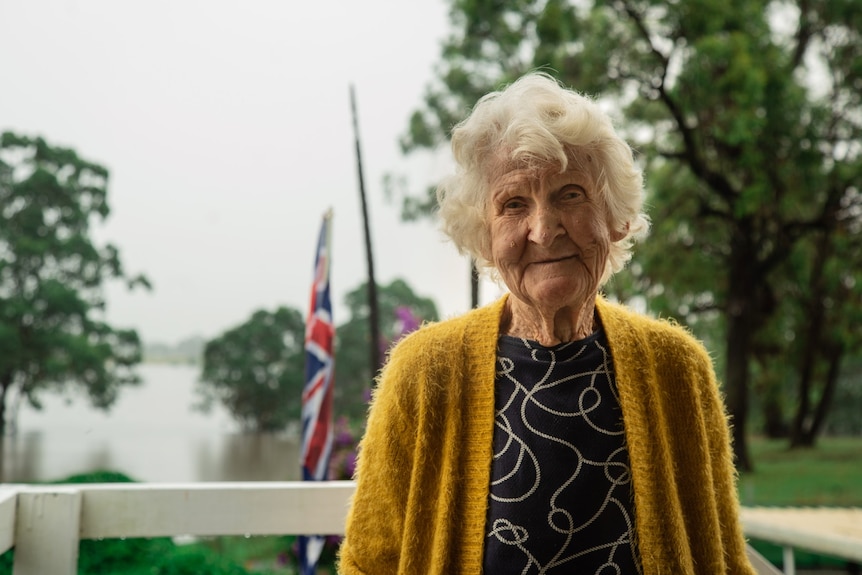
[518,277,596,310]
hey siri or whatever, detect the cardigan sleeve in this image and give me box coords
[667,329,758,575]
[337,334,421,575]
[337,301,502,575]
[598,296,758,574]
[695,351,759,575]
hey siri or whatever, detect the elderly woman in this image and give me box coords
[338,73,756,574]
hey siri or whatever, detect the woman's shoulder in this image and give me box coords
[376,299,504,395]
[597,297,711,360]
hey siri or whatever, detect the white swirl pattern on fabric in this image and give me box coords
[483,332,642,575]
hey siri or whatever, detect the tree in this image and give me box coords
[0,132,149,437]
[334,278,439,420]
[822,357,862,436]
[197,307,306,432]
[398,0,861,470]
[771,196,862,446]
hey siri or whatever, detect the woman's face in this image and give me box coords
[485,158,623,313]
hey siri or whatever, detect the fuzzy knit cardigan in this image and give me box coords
[338,295,757,575]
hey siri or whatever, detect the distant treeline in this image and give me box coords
[144,336,206,365]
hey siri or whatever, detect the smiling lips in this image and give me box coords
[531,254,578,265]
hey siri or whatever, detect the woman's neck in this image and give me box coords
[502,295,597,346]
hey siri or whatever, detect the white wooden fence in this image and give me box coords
[0,481,353,575]
[2,480,851,575]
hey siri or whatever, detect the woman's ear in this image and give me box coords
[611,222,630,242]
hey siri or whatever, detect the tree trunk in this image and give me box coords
[0,372,9,482]
[761,380,788,439]
[724,232,758,472]
[789,231,829,447]
[725,311,754,471]
[0,371,9,438]
[789,317,821,446]
[470,259,480,309]
[794,343,844,447]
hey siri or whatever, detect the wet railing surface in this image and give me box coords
[4,482,855,575]
[0,481,353,575]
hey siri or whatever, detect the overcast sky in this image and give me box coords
[1,0,504,344]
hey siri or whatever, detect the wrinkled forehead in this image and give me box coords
[484,146,599,185]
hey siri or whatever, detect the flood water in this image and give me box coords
[1,363,301,483]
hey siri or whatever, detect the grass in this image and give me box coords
[739,436,862,507]
[739,436,862,571]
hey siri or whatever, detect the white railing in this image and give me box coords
[0,481,836,575]
[740,506,862,575]
[0,481,354,575]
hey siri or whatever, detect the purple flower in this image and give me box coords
[336,429,354,447]
[344,452,357,477]
[394,306,420,339]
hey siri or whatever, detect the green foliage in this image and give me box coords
[823,358,862,436]
[334,279,439,420]
[741,436,862,570]
[198,307,306,432]
[54,470,136,484]
[77,537,176,575]
[195,279,440,429]
[0,131,149,436]
[195,535,296,574]
[757,213,862,444]
[398,0,862,468]
[739,437,862,507]
[145,545,250,575]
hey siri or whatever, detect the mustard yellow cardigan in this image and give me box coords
[338,296,757,575]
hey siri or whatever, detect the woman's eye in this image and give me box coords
[503,198,525,210]
[561,185,585,200]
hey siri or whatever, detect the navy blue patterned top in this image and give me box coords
[483,327,642,574]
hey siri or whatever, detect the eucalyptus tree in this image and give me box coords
[772,193,862,447]
[0,132,150,436]
[398,0,861,469]
[196,280,439,430]
[197,307,306,432]
[196,306,305,432]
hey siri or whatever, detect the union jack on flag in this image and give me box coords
[299,210,335,575]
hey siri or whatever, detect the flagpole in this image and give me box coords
[349,84,382,379]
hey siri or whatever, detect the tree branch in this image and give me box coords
[792,0,814,70]
[618,0,738,204]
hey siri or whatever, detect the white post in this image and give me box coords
[782,546,795,575]
[13,488,81,575]
[745,543,783,575]
[0,489,18,554]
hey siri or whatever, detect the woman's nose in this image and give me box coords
[527,206,562,246]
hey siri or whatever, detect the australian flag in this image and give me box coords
[299,210,335,575]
